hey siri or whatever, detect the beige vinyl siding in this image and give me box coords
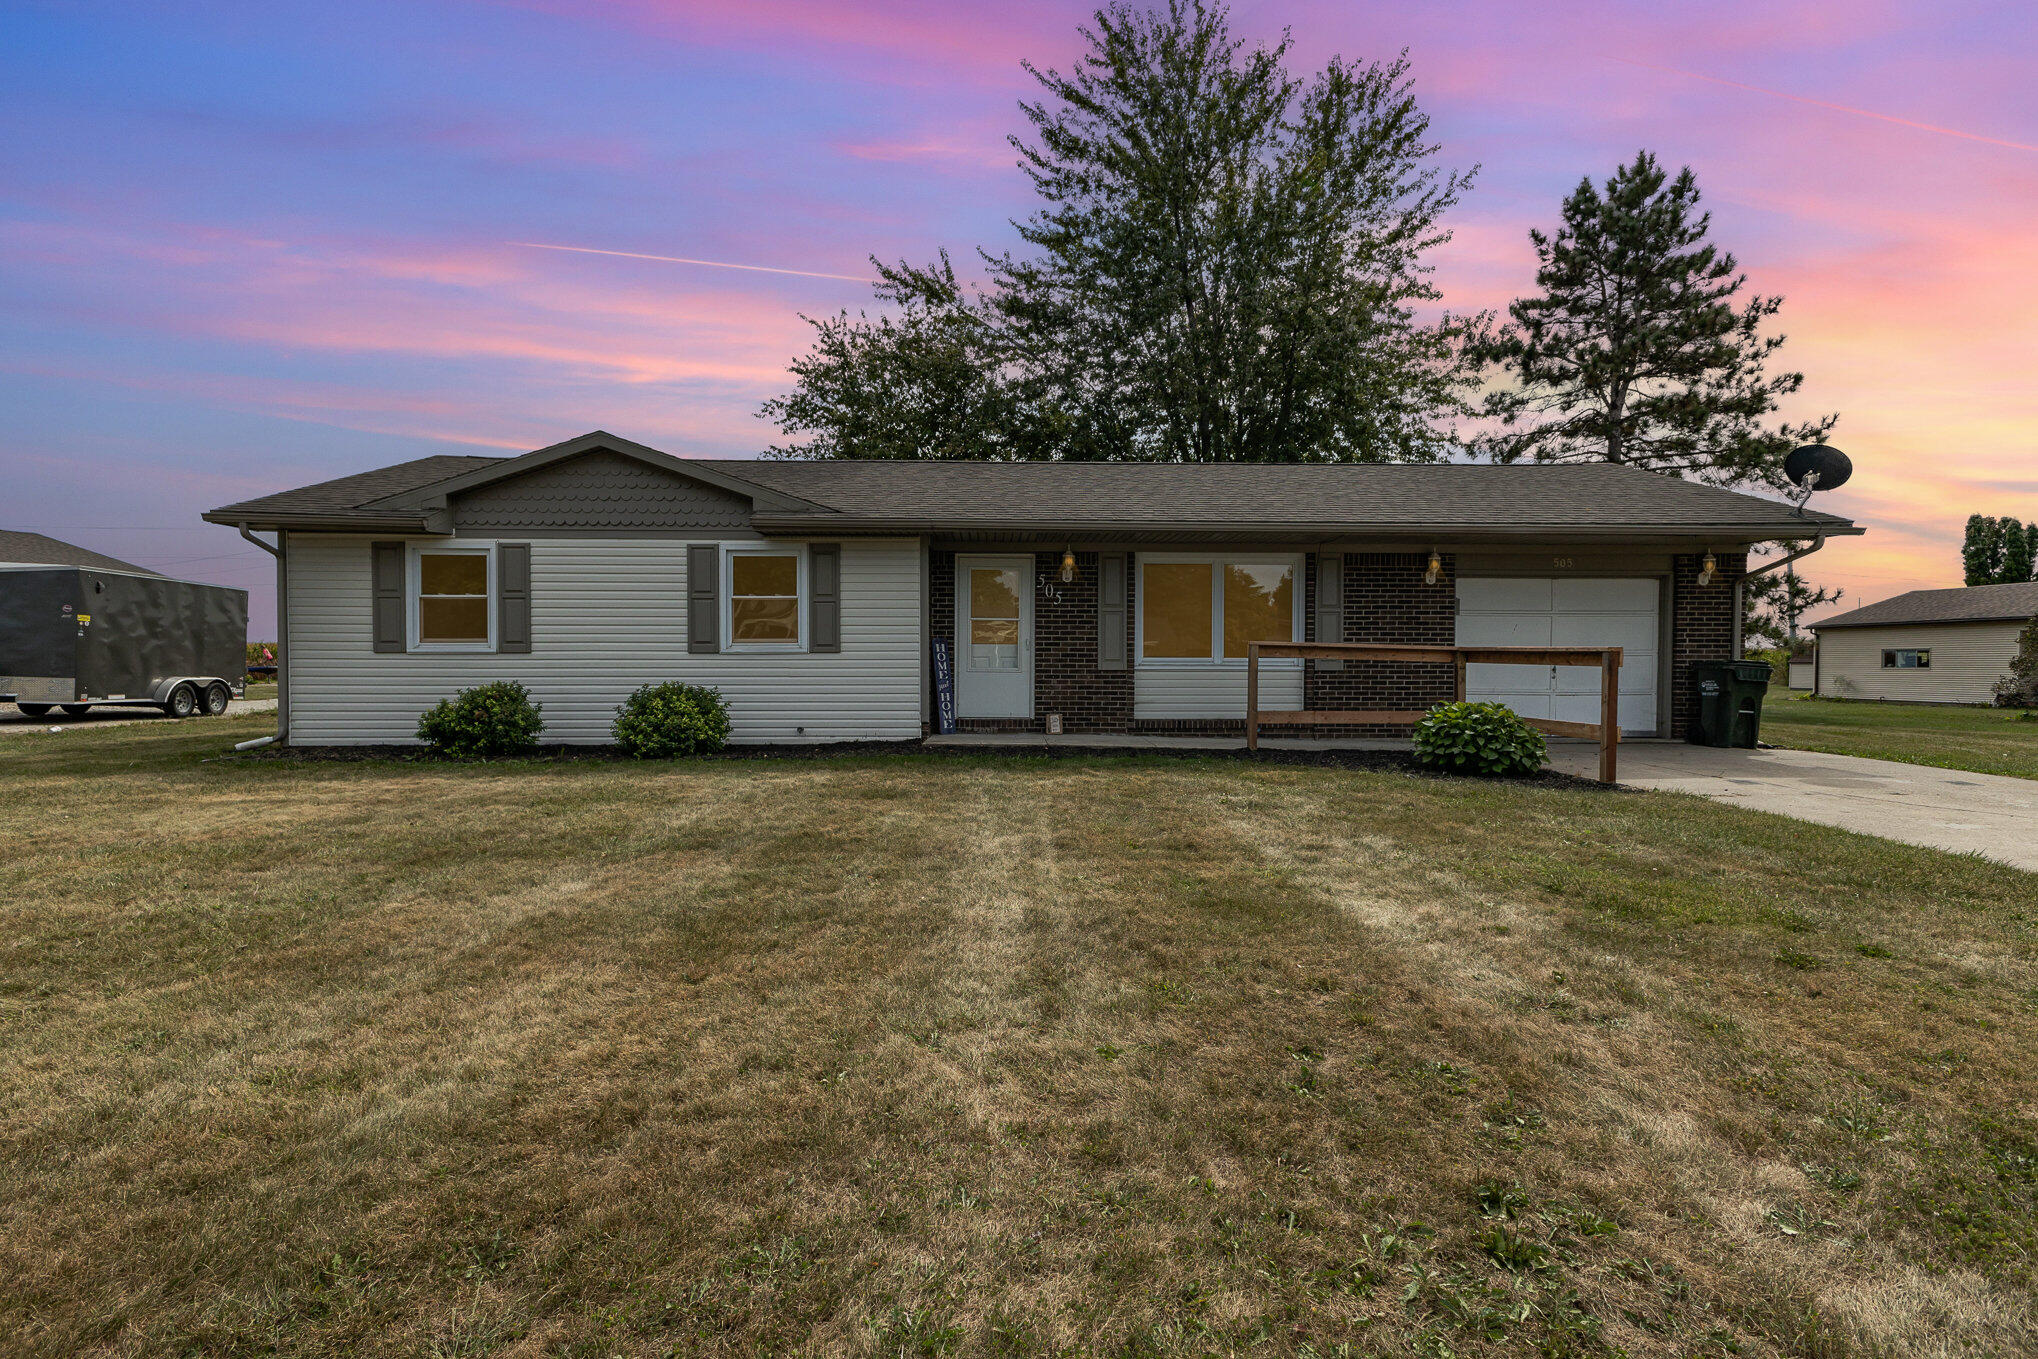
[286,535,923,743]
[1816,620,2023,704]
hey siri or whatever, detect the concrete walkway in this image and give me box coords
[1547,740,2038,872]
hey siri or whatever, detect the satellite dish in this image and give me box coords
[1784,444,1852,492]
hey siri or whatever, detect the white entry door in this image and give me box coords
[1455,577,1661,735]
[955,556,1033,718]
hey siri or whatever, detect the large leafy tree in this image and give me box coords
[763,1,1480,462]
[1473,151,1834,488]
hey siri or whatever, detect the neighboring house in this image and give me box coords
[0,530,160,575]
[202,431,1860,747]
[1810,582,2038,704]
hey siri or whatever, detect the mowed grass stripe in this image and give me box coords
[0,721,2033,1356]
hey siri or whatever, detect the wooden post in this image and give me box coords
[1246,643,1260,751]
[1597,649,1620,784]
[1454,649,1467,702]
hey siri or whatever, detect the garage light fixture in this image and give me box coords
[1060,548,1078,584]
[1698,551,1718,586]
[1424,551,1442,586]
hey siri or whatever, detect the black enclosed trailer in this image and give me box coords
[1,566,248,718]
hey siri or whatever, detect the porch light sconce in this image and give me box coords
[1423,551,1443,586]
[1697,551,1718,587]
[1059,548,1078,584]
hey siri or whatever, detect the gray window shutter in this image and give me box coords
[809,543,841,653]
[371,541,405,653]
[687,543,719,653]
[498,543,531,654]
[1314,553,1342,671]
[1098,552,1128,670]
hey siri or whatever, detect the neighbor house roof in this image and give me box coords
[0,530,160,575]
[204,430,1860,542]
[1811,581,2038,630]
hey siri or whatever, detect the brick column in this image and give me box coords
[1670,550,1747,739]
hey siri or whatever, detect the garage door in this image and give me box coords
[1455,578,1660,735]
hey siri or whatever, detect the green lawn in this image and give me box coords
[1762,695,2038,780]
[2,717,2035,1357]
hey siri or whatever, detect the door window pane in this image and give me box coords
[1142,562,1214,658]
[968,567,1022,671]
[1222,563,1294,657]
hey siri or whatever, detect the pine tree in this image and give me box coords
[1743,548,1842,650]
[1474,152,1835,488]
[764,2,1481,462]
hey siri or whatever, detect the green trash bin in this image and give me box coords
[1689,659,1771,747]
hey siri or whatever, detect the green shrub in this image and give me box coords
[611,682,731,758]
[414,681,544,758]
[1993,616,2038,709]
[1744,646,1791,686]
[1412,701,1548,777]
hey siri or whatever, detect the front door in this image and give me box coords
[955,556,1033,718]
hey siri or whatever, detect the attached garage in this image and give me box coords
[1456,577,1664,735]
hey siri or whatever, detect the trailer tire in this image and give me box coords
[164,683,198,719]
[61,704,93,718]
[200,681,232,716]
[16,703,52,718]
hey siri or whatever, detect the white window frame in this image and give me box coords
[408,541,495,654]
[722,543,807,652]
[1881,648,1931,670]
[1135,552,1306,668]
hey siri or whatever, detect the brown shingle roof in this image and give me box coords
[205,455,503,523]
[0,531,159,575]
[713,459,1852,532]
[1811,582,2038,630]
[201,435,1858,538]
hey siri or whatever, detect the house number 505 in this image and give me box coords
[1552,556,1575,569]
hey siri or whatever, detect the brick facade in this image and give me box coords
[927,546,1745,741]
[1286,552,1460,738]
[933,550,1133,734]
[1669,550,1746,740]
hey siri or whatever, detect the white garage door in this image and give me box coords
[1455,578,1661,735]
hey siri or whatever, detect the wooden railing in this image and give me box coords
[1244,642,1626,784]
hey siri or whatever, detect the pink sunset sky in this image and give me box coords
[3,0,2033,635]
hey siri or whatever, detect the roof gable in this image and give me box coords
[446,448,757,533]
[365,431,826,517]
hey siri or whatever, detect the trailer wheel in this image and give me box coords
[164,683,198,718]
[60,704,93,718]
[200,682,232,716]
[16,703,52,718]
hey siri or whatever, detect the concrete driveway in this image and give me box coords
[1,698,277,735]
[1549,740,2038,872]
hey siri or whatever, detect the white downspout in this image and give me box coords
[234,523,287,750]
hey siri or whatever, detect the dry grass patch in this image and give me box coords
[1,716,2035,1357]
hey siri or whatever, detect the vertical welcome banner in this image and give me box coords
[932,637,957,735]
